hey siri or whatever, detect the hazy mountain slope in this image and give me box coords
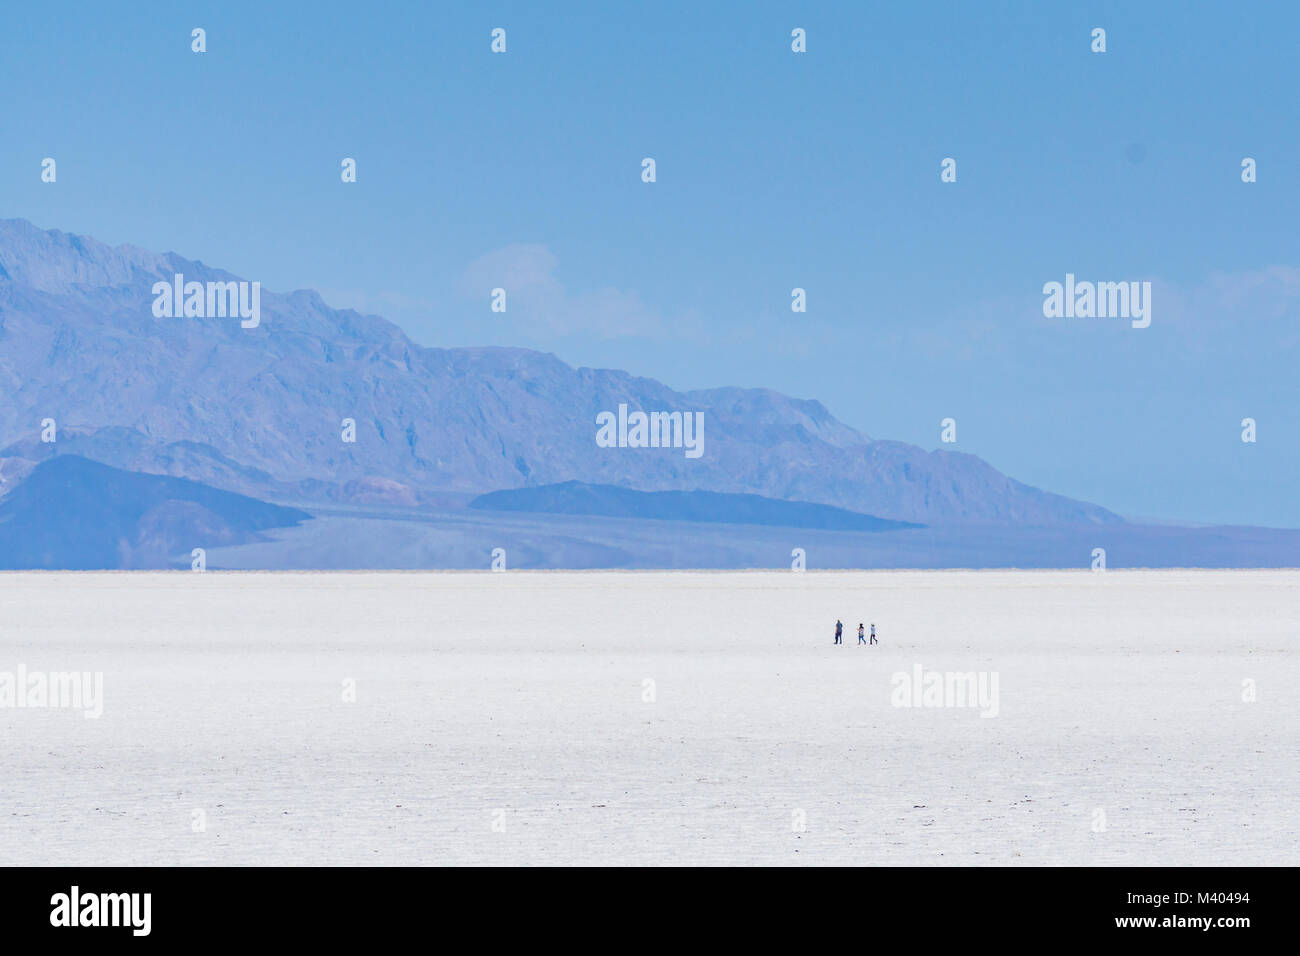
[0,455,310,569]
[469,481,924,531]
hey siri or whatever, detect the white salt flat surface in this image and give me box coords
[1,569,1295,865]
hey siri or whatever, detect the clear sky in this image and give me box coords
[3,1,1298,526]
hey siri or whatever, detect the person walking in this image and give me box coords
[858,623,866,645]
[834,620,843,645]
[869,623,877,645]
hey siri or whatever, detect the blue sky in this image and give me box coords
[4,1,1299,526]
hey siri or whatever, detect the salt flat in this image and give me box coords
[1,570,1296,866]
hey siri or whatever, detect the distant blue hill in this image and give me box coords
[469,481,924,532]
[0,455,311,569]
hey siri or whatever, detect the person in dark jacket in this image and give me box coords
[834,620,843,644]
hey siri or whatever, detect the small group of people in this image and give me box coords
[834,619,876,645]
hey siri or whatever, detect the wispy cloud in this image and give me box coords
[458,243,681,340]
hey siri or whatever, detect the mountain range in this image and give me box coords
[0,217,1119,539]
